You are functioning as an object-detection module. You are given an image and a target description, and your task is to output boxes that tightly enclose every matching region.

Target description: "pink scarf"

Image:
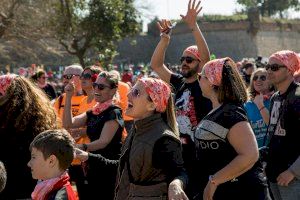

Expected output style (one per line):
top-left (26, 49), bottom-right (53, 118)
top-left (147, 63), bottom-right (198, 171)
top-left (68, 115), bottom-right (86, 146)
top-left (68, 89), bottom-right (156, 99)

top-left (92, 99), bottom-right (113, 115)
top-left (184, 45), bottom-right (201, 61)
top-left (203, 58), bottom-right (227, 86)
top-left (0, 74), bottom-right (17, 95)
top-left (31, 172), bottom-right (74, 200)
top-left (269, 50), bottom-right (300, 75)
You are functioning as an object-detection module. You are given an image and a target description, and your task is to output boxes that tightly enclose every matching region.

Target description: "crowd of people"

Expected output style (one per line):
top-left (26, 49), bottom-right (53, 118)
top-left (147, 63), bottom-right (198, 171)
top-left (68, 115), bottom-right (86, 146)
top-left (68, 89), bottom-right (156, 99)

top-left (0, 0), bottom-right (300, 199)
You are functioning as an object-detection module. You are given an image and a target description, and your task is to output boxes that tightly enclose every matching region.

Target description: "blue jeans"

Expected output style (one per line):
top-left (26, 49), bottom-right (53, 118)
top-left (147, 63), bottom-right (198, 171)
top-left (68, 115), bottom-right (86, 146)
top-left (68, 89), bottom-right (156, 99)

top-left (270, 179), bottom-right (300, 200)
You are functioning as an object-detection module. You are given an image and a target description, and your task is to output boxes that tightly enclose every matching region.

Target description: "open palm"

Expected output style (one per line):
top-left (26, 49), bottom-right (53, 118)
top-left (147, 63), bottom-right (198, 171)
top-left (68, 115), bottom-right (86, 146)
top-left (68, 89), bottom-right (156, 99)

top-left (180, 0), bottom-right (202, 29)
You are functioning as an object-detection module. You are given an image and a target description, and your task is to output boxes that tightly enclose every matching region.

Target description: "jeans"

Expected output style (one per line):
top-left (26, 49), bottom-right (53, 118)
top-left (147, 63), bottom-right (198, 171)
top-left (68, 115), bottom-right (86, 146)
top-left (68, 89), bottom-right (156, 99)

top-left (269, 179), bottom-right (300, 200)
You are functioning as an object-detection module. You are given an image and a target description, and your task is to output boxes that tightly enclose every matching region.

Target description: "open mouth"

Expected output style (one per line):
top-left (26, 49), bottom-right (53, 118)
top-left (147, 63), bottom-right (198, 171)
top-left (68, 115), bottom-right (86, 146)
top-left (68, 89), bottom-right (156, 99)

top-left (94, 93), bottom-right (101, 97)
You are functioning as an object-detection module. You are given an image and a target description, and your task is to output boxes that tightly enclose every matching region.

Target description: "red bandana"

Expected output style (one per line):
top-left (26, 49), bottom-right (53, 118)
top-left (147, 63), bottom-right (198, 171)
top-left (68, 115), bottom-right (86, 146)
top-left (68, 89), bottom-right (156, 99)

top-left (139, 78), bottom-right (171, 113)
top-left (0, 74), bottom-right (17, 95)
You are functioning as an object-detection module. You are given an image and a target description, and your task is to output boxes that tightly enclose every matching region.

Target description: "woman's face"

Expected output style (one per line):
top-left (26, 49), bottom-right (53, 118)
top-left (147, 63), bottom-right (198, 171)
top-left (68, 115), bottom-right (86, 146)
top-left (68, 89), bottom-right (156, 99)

top-left (126, 81), bottom-right (155, 120)
top-left (198, 68), bottom-right (213, 99)
top-left (37, 74), bottom-right (46, 85)
top-left (252, 71), bottom-right (269, 94)
top-left (93, 77), bottom-right (115, 103)
top-left (80, 69), bottom-right (93, 90)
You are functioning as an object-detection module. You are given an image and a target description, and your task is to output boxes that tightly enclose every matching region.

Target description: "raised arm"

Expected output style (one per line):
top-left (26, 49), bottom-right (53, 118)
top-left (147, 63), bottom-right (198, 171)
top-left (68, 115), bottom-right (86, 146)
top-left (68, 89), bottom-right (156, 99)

top-left (181, 0), bottom-right (210, 67)
top-left (63, 80), bottom-right (87, 129)
top-left (150, 19), bottom-right (174, 84)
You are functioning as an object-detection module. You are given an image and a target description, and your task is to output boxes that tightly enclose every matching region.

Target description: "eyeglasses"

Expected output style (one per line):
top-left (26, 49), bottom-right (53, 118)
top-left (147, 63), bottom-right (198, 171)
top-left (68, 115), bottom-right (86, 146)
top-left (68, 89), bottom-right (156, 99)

top-left (80, 73), bottom-right (92, 80)
top-left (63, 74), bottom-right (79, 80)
top-left (180, 56), bottom-right (198, 64)
top-left (92, 83), bottom-right (111, 90)
top-left (253, 75), bottom-right (266, 81)
top-left (40, 76), bottom-right (46, 79)
top-left (130, 88), bottom-right (140, 98)
top-left (265, 64), bottom-right (286, 72)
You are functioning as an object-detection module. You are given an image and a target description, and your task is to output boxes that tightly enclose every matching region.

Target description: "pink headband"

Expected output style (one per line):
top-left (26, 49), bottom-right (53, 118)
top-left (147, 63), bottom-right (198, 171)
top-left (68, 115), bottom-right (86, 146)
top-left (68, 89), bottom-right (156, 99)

top-left (184, 45), bottom-right (201, 61)
top-left (139, 78), bottom-right (171, 113)
top-left (0, 74), bottom-right (17, 96)
top-left (203, 58), bottom-right (227, 86)
top-left (270, 50), bottom-right (300, 75)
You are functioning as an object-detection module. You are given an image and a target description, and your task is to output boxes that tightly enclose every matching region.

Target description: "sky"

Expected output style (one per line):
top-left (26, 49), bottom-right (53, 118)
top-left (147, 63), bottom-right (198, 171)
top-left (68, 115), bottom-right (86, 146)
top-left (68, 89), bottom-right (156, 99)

top-left (138, 0), bottom-right (300, 31)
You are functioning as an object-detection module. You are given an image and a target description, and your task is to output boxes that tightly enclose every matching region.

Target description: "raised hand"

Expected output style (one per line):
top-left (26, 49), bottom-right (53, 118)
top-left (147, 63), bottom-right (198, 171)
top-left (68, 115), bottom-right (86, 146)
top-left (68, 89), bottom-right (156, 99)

top-left (65, 76), bottom-right (75, 97)
top-left (180, 0), bottom-right (202, 29)
top-left (156, 19), bottom-right (173, 40)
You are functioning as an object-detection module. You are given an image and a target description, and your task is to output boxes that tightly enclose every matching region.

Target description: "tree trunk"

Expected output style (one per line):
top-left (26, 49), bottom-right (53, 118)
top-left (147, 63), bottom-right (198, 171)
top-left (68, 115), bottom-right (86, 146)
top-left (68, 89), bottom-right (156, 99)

top-left (77, 53), bottom-right (86, 68)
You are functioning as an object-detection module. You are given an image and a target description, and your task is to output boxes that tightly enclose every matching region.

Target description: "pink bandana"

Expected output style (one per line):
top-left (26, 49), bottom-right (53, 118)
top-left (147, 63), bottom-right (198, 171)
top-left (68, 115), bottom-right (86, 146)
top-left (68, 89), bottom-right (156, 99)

top-left (203, 58), bottom-right (227, 86)
top-left (0, 74), bottom-right (17, 96)
top-left (31, 172), bottom-right (72, 200)
top-left (92, 99), bottom-right (113, 115)
top-left (184, 45), bottom-right (201, 61)
top-left (269, 50), bottom-right (300, 75)
top-left (139, 78), bottom-right (171, 113)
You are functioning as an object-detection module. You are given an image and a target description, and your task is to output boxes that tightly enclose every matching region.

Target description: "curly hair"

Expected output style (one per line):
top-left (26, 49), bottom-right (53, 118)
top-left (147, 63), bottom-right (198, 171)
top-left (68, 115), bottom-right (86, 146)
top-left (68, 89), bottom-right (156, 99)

top-left (0, 76), bottom-right (57, 135)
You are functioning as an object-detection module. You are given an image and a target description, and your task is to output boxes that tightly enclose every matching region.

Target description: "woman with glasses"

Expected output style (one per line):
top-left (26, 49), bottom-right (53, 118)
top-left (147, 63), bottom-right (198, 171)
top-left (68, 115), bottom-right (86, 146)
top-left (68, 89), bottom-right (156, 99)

top-left (75, 77), bottom-right (188, 200)
top-left (194, 58), bottom-right (270, 200)
top-left (244, 68), bottom-right (274, 148)
top-left (63, 71), bottom-right (124, 199)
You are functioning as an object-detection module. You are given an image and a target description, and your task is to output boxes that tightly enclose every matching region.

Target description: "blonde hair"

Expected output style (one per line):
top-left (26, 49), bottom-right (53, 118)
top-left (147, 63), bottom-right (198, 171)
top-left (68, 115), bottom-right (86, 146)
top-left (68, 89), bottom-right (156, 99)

top-left (0, 76), bottom-right (57, 135)
top-left (248, 68), bottom-right (270, 100)
top-left (163, 96), bottom-right (179, 136)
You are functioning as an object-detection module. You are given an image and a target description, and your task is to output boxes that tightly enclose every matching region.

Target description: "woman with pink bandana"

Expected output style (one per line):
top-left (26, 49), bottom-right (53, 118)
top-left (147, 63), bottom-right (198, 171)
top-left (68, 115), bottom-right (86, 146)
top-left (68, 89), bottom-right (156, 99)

top-left (194, 58), bottom-right (270, 200)
top-left (75, 77), bottom-right (188, 200)
top-left (0, 75), bottom-right (57, 199)
top-left (265, 50), bottom-right (300, 200)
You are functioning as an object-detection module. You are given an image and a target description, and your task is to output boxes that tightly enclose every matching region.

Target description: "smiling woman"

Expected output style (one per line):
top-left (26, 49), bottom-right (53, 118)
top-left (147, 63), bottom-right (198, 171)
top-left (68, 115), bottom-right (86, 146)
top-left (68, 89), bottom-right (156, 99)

top-left (62, 71), bottom-right (124, 199)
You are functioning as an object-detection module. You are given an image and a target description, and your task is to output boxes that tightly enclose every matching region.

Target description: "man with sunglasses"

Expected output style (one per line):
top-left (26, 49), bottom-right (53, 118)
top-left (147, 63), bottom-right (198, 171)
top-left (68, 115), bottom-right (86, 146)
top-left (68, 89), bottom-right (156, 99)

top-left (265, 50), bottom-right (300, 200)
top-left (150, 0), bottom-right (212, 197)
top-left (53, 64), bottom-right (84, 122)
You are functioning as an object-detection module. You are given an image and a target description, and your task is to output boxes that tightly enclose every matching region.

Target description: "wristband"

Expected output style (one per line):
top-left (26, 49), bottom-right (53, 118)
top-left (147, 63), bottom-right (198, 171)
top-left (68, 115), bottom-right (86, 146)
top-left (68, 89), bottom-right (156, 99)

top-left (259, 106), bottom-right (266, 111)
top-left (82, 143), bottom-right (88, 151)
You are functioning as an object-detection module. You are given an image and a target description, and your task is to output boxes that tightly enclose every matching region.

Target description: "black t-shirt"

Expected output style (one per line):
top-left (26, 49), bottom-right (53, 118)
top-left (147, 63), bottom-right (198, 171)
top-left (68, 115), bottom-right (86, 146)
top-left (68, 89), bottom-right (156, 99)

top-left (86, 105), bottom-right (124, 159)
top-left (194, 103), bottom-right (266, 192)
top-left (42, 83), bottom-right (57, 100)
top-left (170, 74), bottom-right (212, 141)
top-left (266, 82), bottom-right (300, 182)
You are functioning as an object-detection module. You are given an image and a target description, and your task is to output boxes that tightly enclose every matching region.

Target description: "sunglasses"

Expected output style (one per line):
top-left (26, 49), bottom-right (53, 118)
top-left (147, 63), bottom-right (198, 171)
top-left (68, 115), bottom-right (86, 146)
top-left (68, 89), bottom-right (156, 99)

top-left (265, 64), bottom-right (286, 71)
top-left (253, 75), bottom-right (266, 81)
top-left (63, 74), bottom-right (79, 80)
top-left (80, 73), bottom-right (92, 80)
top-left (92, 83), bottom-right (111, 90)
top-left (180, 56), bottom-right (198, 64)
top-left (130, 88), bottom-right (140, 98)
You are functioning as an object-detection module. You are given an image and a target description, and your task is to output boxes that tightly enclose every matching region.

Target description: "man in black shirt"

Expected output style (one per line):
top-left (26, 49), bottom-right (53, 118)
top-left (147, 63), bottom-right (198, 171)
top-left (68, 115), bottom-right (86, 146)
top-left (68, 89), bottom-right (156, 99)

top-left (150, 0), bottom-right (212, 197)
top-left (266, 50), bottom-right (300, 200)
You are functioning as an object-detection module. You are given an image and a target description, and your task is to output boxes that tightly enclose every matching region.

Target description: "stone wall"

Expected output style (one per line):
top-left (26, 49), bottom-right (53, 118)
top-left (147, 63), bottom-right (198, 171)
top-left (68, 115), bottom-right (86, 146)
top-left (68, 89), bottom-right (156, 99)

top-left (115, 20), bottom-right (300, 64)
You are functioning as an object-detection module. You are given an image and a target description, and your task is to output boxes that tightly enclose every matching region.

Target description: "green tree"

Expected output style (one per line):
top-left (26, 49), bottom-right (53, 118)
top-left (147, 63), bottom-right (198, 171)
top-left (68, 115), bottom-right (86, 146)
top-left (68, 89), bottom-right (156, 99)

top-left (51, 0), bottom-right (141, 68)
top-left (237, 0), bottom-right (300, 18)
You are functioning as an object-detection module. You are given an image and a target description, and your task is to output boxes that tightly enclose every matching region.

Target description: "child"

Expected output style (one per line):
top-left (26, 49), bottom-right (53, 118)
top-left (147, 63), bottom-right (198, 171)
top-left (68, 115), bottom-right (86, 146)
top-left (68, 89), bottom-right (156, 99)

top-left (28, 129), bottom-right (77, 200)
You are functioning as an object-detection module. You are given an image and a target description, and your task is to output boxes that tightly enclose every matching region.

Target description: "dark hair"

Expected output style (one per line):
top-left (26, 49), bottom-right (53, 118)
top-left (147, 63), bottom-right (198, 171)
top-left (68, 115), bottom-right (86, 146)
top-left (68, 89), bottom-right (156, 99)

top-left (30, 129), bottom-right (75, 170)
top-left (216, 58), bottom-right (248, 104)
top-left (0, 161), bottom-right (7, 192)
top-left (98, 71), bottom-right (119, 89)
top-left (84, 66), bottom-right (102, 75)
top-left (243, 62), bottom-right (254, 70)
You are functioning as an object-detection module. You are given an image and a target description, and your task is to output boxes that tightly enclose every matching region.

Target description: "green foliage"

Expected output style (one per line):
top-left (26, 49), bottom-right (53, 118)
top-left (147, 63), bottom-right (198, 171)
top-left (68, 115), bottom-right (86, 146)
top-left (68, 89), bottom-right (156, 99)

top-left (50, 0), bottom-right (140, 67)
top-left (237, 0), bottom-right (300, 17)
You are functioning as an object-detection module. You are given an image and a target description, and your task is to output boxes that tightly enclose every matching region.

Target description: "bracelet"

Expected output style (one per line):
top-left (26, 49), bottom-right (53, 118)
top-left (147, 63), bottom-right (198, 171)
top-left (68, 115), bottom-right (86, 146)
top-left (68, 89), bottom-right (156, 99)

top-left (259, 106), bottom-right (266, 111)
top-left (82, 143), bottom-right (88, 151)
top-left (209, 175), bottom-right (217, 185)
